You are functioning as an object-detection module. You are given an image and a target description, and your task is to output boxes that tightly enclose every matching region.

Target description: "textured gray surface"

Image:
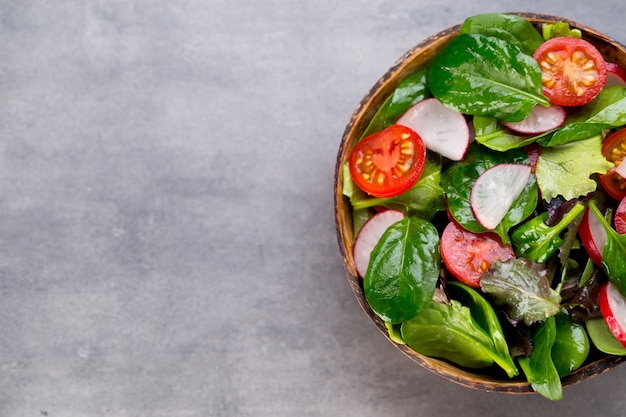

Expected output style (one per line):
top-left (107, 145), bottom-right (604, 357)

top-left (2, 1), bottom-right (626, 416)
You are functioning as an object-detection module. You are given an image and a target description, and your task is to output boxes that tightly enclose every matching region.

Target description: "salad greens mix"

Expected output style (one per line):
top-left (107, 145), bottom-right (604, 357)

top-left (342, 13), bottom-right (626, 400)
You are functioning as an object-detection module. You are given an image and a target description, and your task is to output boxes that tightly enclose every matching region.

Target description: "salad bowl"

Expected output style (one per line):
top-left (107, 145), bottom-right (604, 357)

top-left (334, 13), bottom-right (626, 394)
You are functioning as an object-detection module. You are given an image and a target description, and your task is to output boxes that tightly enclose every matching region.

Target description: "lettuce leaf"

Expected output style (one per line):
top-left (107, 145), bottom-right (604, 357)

top-left (480, 258), bottom-right (561, 325)
top-left (535, 135), bottom-right (613, 201)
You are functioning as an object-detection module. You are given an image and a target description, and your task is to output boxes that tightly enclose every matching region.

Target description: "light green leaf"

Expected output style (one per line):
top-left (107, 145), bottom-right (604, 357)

top-left (535, 135), bottom-right (613, 201)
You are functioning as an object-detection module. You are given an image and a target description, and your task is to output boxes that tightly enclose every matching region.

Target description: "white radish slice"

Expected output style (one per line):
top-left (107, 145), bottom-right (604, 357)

top-left (605, 62), bottom-right (626, 87)
top-left (502, 104), bottom-right (566, 135)
top-left (353, 210), bottom-right (405, 278)
top-left (615, 158), bottom-right (626, 180)
top-left (579, 207), bottom-right (607, 265)
top-left (599, 281), bottom-right (626, 348)
top-left (470, 164), bottom-right (532, 230)
top-left (396, 98), bottom-right (470, 161)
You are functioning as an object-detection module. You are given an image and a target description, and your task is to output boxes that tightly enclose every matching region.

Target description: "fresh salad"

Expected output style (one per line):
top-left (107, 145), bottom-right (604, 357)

top-left (342, 13), bottom-right (626, 400)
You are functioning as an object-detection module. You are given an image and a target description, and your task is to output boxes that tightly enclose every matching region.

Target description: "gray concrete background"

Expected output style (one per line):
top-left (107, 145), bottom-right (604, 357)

top-left (2, 1), bottom-right (626, 416)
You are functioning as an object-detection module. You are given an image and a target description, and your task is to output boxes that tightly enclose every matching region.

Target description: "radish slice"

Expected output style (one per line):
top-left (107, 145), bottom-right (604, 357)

top-left (599, 281), bottom-right (626, 348)
top-left (353, 210), bottom-right (405, 278)
top-left (396, 98), bottom-right (470, 161)
top-left (470, 164), bottom-right (532, 230)
top-left (615, 158), bottom-right (626, 180)
top-left (615, 197), bottom-right (626, 235)
top-left (502, 104), bottom-right (566, 135)
top-left (579, 206), bottom-right (607, 265)
top-left (605, 62), bottom-right (626, 87)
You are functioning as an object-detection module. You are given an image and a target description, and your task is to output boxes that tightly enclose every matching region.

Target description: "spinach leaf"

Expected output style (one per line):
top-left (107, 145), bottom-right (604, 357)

top-left (447, 281), bottom-right (518, 377)
top-left (361, 68), bottom-right (430, 139)
top-left (426, 33), bottom-right (549, 123)
top-left (511, 203), bottom-right (585, 263)
top-left (589, 201), bottom-right (626, 296)
top-left (401, 300), bottom-right (497, 370)
top-left (349, 153), bottom-right (445, 219)
top-left (480, 258), bottom-right (561, 326)
top-left (518, 316), bottom-right (563, 401)
top-left (473, 116), bottom-right (547, 151)
top-left (442, 144), bottom-right (538, 243)
top-left (552, 310), bottom-right (589, 377)
top-left (543, 86), bottom-right (626, 146)
top-left (535, 135), bottom-right (613, 201)
top-left (364, 217), bottom-right (440, 323)
top-left (459, 13), bottom-right (544, 56)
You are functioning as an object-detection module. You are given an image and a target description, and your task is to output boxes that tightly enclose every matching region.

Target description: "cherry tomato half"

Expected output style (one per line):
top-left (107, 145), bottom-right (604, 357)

top-left (349, 124), bottom-right (426, 198)
top-left (599, 128), bottom-right (626, 201)
top-left (440, 221), bottom-right (515, 288)
top-left (533, 37), bottom-right (606, 107)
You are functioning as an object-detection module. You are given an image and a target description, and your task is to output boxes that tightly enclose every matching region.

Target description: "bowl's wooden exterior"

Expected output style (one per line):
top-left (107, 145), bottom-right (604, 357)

top-left (335, 13), bottom-right (626, 393)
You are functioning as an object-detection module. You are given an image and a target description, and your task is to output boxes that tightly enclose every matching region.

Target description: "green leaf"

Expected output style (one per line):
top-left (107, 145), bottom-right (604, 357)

top-left (401, 300), bottom-right (497, 369)
top-left (552, 311), bottom-right (589, 377)
top-left (341, 162), bottom-right (373, 234)
top-left (511, 203), bottom-right (585, 263)
top-left (361, 68), bottom-right (430, 139)
top-left (543, 86), bottom-right (626, 146)
top-left (447, 281), bottom-right (518, 377)
top-left (480, 258), bottom-right (561, 326)
top-left (363, 217), bottom-right (441, 323)
top-left (459, 13), bottom-right (544, 56)
top-left (586, 317), bottom-right (626, 355)
top-left (535, 135), bottom-right (613, 201)
top-left (542, 21), bottom-right (582, 40)
top-left (518, 316), bottom-right (563, 401)
top-left (473, 116), bottom-right (548, 151)
top-left (442, 144), bottom-right (538, 243)
top-left (426, 33), bottom-right (549, 123)
top-left (350, 153), bottom-right (445, 220)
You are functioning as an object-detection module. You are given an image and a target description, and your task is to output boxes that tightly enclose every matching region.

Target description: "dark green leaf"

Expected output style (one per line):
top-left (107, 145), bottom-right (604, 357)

top-left (447, 281), bottom-right (518, 377)
top-left (401, 300), bottom-right (496, 369)
top-left (480, 258), bottom-right (561, 325)
top-left (543, 86), bottom-right (626, 146)
top-left (518, 316), bottom-right (563, 401)
top-left (552, 311), bottom-right (589, 377)
top-left (364, 217), bottom-right (440, 323)
top-left (426, 33), bottom-right (548, 122)
top-left (511, 203), bottom-right (585, 263)
top-left (361, 68), bottom-right (430, 138)
top-left (459, 13), bottom-right (544, 56)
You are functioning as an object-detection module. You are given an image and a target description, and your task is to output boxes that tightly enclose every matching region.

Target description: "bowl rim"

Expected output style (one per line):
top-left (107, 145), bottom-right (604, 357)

top-left (334, 12), bottom-right (626, 393)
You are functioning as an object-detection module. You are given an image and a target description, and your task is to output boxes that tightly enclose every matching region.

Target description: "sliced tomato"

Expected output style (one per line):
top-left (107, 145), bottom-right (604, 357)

top-left (533, 37), bottom-right (606, 107)
top-left (599, 128), bottom-right (626, 201)
top-left (440, 221), bottom-right (515, 288)
top-left (349, 124), bottom-right (426, 198)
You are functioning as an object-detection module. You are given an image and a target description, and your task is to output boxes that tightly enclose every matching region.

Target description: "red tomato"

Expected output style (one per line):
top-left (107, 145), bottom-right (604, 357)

top-left (440, 221), bottom-right (515, 288)
top-left (349, 125), bottom-right (426, 198)
top-left (615, 196), bottom-right (626, 234)
top-left (599, 128), bottom-right (626, 201)
top-left (533, 37), bottom-right (606, 107)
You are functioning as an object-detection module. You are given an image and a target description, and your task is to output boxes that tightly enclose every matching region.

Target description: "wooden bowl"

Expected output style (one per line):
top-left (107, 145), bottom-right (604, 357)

top-left (334, 13), bottom-right (626, 393)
